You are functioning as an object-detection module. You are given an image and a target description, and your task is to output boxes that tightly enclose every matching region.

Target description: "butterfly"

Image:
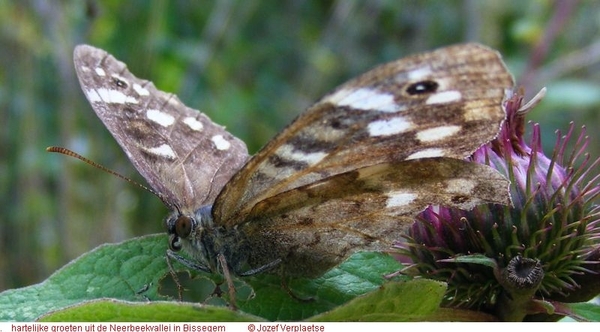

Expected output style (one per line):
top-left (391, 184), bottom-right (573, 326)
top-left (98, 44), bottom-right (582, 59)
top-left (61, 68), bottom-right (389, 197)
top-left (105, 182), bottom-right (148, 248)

top-left (70, 43), bottom-right (512, 295)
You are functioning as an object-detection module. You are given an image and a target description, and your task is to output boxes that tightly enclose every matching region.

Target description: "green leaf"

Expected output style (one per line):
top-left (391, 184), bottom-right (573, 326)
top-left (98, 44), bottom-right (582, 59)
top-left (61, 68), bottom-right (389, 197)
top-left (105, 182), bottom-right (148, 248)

top-left (0, 234), bottom-right (406, 321)
top-left (562, 302), bottom-right (600, 322)
top-left (309, 279), bottom-right (447, 321)
top-left (237, 251), bottom-right (407, 321)
top-left (438, 254), bottom-right (498, 268)
top-left (0, 234), bottom-right (170, 321)
top-left (38, 300), bottom-right (263, 322)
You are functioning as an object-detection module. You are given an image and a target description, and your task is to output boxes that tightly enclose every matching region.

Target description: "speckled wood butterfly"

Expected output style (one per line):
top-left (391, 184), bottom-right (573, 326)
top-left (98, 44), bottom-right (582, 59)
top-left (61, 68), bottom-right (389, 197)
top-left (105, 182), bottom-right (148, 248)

top-left (69, 43), bottom-right (512, 302)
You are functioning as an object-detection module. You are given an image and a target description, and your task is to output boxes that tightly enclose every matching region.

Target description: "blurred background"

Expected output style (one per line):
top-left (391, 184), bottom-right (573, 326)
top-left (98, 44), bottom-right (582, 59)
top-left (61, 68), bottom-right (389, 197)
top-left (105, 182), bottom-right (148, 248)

top-left (1, 0), bottom-right (599, 292)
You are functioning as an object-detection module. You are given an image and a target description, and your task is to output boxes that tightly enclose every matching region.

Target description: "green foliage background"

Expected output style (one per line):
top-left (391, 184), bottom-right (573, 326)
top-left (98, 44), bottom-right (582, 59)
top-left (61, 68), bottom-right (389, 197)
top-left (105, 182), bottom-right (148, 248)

top-left (1, 0), bottom-right (600, 296)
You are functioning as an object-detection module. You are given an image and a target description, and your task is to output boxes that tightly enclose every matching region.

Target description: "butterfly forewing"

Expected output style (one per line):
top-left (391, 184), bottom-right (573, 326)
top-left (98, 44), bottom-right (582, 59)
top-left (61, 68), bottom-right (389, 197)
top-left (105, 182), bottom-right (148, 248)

top-left (73, 45), bottom-right (248, 211)
top-left (214, 43), bottom-right (513, 227)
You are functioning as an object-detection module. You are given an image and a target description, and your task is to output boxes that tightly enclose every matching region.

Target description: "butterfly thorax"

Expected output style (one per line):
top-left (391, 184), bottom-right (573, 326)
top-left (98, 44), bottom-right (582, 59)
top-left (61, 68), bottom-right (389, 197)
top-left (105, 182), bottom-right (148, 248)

top-left (165, 205), bottom-right (292, 277)
top-left (165, 205), bottom-right (264, 276)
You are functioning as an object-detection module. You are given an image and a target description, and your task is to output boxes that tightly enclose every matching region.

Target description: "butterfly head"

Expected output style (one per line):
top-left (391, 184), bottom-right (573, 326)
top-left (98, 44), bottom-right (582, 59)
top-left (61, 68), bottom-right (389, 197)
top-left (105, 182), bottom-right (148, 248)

top-left (166, 214), bottom-right (192, 252)
top-left (165, 205), bottom-right (219, 273)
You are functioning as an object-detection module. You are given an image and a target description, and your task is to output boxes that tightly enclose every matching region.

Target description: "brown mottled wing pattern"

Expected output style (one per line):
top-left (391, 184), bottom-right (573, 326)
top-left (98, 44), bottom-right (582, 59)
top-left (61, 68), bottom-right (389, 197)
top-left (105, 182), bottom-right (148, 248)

top-left (73, 45), bottom-right (248, 213)
top-left (214, 43), bottom-right (513, 228)
top-left (239, 158), bottom-right (509, 276)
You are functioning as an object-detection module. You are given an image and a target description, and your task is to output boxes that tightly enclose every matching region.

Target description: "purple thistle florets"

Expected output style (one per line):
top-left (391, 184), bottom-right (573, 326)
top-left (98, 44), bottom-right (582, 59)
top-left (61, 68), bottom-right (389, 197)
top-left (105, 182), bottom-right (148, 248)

top-left (397, 89), bottom-right (600, 320)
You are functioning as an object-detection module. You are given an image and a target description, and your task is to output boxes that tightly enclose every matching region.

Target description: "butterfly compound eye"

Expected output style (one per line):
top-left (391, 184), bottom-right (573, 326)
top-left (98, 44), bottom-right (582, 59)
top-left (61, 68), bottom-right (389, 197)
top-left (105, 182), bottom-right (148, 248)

top-left (175, 215), bottom-right (192, 239)
top-left (406, 80), bottom-right (439, 95)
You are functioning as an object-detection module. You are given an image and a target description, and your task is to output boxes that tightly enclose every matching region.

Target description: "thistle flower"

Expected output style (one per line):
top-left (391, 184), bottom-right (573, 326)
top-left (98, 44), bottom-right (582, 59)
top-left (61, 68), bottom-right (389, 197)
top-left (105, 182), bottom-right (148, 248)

top-left (397, 88), bottom-right (600, 321)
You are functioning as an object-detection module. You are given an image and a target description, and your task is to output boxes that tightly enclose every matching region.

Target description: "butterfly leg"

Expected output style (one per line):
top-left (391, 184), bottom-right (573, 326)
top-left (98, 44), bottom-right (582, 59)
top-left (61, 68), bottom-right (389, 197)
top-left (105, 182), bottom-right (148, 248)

top-left (134, 282), bottom-right (152, 301)
top-left (166, 250), bottom-right (212, 301)
top-left (217, 254), bottom-right (238, 310)
top-left (236, 258), bottom-right (314, 303)
top-left (165, 251), bottom-right (185, 301)
top-left (238, 258), bottom-right (283, 277)
top-left (281, 278), bottom-right (315, 303)
top-left (166, 249), bottom-right (212, 272)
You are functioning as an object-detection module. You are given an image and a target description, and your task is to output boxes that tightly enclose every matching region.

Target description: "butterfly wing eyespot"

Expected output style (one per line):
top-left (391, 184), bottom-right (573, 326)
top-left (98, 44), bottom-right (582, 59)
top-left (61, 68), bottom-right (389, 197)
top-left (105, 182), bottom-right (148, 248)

top-left (113, 77), bottom-right (128, 88)
top-left (175, 215), bottom-right (193, 239)
top-left (406, 80), bottom-right (439, 95)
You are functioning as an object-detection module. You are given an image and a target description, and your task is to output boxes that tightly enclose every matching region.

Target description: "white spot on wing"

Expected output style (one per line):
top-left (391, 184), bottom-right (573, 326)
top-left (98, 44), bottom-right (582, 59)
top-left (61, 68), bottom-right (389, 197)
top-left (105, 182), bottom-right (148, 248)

top-left (146, 144), bottom-right (176, 159)
top-left (133, 83), bottom-right (150, 96)
top-left (277, 144), bottom-right (328, 165)
top-left (426, 90), bottom-right (462, 104)
top-left (85, 88), bottom-right (138, 104)
top-left (212, 135), bottom-right (231, 150)
top-left (445, 179), bottom-right (481, 209)
top-left (406, 148), bottom-right (445, 160)
top-left (368, 117), bottom-right (412, 137)
top-left (147, 109), bottom-right (175, 127)
top-left (111, 74), bottom-right (128, 85)
top-left (406, 66), bottom-right (432, 80)
top-left (445, 178), bottom-right (476, 193)
top-left (183, 117), bottom-right (203, 131)
top-left (257, 162), bottom-right (294, 180)
top-left (416, 125), bottom-right (461, 142)
top-left (325, 88), bottom-right (403, 113)
top-left (386, 191), bottom-right (417, 208)
top-left (85, 89), bottom-right (101, 103)
top-left (94, 67), bottom-right (106, 76)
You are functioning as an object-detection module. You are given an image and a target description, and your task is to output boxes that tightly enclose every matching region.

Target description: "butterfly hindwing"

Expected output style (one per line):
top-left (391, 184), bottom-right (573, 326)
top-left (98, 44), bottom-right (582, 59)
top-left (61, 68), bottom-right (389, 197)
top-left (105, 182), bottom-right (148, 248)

top-left (214, 43), bottom-right (513, 227)
top-left (73, 45), bottom-right (249, 211)
top-left (232, 158), bottom-right (509, 276)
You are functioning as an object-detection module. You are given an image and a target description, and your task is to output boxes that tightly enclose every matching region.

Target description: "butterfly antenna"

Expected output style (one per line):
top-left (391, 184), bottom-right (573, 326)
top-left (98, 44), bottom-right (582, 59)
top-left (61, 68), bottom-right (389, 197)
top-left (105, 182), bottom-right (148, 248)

top-left (46, 146), bottom-right (171, 206)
